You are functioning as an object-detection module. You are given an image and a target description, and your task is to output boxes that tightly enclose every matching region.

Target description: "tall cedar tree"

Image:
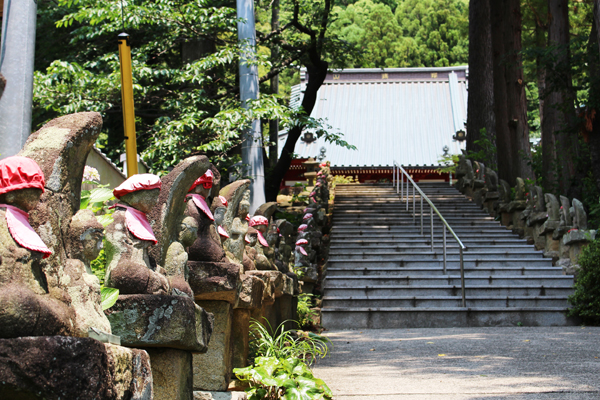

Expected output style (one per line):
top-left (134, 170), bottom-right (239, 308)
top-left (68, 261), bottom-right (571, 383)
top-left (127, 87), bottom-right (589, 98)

top-left (544, 0), bottom-right (579, 196)
top-left (587, 1), bottom-right (600, 194)
top-left (466, 0), bottom-right (496, 167)
top-left (490, 0), bottom-right (533, 185)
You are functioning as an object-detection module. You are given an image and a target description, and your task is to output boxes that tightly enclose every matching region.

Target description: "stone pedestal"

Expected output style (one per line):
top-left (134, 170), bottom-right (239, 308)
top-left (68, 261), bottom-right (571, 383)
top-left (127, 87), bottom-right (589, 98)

top-left (0, 336), bottom-right (153, 399)
top-left (107, 294), bottom-right (212, 352)
top-left (232, 309), bottom-right (251, 369)
top-left (146, 348), bottom-right (193, 400)
top-left (562, 230), bottom-right (597, 269)
top-left (107, 294), bottom-right (213, 399)
top-left (189, 261), bottom-right (242, 304)
top-left (544, 232), bottom-right (560, 259)
top-left (193, 301), bottom-right (233, 391)
top-left (194, 391), bottom-right (248, 400)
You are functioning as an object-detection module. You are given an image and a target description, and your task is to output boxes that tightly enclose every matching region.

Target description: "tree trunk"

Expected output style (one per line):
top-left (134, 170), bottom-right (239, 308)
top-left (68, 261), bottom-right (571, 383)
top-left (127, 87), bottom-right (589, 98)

top-left (265, 59), bottom-right (329, 201)
top-left (491, 0), bottom-right (533, 186)
top-left (466, 0), bottom-right (497, 169)
top-left (269, 0), bottom-right (280, 168)
top-left (546, 0), bottom-right (578, 196)
top-left (587, 2), bottom-right (600, 194)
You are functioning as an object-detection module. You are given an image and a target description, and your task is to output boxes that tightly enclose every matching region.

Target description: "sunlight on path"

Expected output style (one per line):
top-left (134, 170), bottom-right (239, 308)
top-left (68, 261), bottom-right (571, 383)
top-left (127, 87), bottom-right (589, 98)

top-left (313, 327), bottom-right (600, 400)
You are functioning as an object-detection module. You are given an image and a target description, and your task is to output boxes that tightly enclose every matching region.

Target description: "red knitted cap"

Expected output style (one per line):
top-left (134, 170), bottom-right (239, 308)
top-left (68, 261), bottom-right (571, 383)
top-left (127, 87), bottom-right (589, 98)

top-left (113, 174), bottom-right (161, 199)
top-left (188, 170), bottom-right (214, 192)
top-left (0, 156), bottom-right (45, 196)
top-left (249, 215), bottom-right (268, 227)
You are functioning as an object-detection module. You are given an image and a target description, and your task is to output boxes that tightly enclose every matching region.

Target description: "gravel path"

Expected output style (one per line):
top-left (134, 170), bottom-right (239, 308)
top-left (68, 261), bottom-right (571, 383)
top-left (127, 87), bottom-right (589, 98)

top-left (312, 327), bottom-right (600, 400)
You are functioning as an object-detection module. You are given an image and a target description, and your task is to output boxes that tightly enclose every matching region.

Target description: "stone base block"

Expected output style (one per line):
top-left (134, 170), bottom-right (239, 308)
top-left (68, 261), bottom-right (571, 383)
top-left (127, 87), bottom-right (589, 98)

top-left (107, 294), bottom-right (213, 352)
top-left (234, 274), bottom-right (264, 309)
top-left (232, 309), bottom-right (250, 369)
top-left (194, 301), bottom-right (233, 391)
top-left (0, 336), bottom-right (152, 400)
top-left (146, 348), bottom-right (192, 400)
top-left (188, 261), bottom-right (241, 304)
top-left (276, 295), bottom-right (298, 332)
top-left (194, 391), bottom-right (247, 400)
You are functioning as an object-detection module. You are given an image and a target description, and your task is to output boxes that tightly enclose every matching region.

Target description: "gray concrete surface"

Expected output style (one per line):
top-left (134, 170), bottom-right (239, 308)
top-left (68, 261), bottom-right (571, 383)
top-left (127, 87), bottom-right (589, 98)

top-left (313, 327), bottom-right (600, 399)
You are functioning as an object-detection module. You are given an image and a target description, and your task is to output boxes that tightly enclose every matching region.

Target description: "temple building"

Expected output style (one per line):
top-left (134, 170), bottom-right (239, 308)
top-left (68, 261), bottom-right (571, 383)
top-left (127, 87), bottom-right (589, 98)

top-left (279, 66), bottom-right (468, 186)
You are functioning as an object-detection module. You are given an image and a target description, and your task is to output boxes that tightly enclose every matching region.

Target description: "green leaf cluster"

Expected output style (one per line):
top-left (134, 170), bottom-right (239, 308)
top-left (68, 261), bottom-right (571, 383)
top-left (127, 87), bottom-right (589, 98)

top-left (234, 356), bottom-right (332, 400)
top-left (331, 0), bottom-right (468, 68)
top-left (568, 239), bottom-right (600, 325)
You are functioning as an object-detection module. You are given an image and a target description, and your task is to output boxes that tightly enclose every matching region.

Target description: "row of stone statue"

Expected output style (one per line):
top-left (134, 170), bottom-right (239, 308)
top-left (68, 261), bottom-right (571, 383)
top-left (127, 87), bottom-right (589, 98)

top-left (455, 155), bottom-right (595, 271)
top-left (0, 111), bottom-right (332, 398)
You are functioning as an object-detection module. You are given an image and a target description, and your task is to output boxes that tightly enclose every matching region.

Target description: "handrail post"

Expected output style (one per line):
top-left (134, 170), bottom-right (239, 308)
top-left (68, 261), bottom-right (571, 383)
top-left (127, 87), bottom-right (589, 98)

top-left (406, 179), bottom-right (409, 211)
top-left (460, 247), bottom-right (466, 307)
top-left (400, 170), bottom-right (403, 200)
top-left (430, 205), bottom-right (434, 251)
top-left (392, 164), bottom-right (395, 187)
top-left (420, 195), bottom-right (423, 235)
top-left (412, 185), bottom-right (416, 224)
top-left (443, 226), bottom-right (447, 274)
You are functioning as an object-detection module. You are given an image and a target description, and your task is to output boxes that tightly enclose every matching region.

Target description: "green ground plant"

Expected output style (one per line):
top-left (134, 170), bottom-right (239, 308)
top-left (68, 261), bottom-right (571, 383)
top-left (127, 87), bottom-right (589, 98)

top-left (297, 294), bottom-right (318, 329)
top-left (568, 239), bottom-right (600, 325)
top-left (235, 319), bottom-right (332, 400)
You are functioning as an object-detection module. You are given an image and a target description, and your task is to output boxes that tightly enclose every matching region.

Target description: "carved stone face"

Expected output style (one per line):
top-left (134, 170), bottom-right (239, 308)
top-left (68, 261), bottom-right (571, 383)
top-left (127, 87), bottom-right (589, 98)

top-left (214, 206), bottom-right (226, 226)
top-left (247, 233), bottom-right (257, 247)
top-left (0, 187), bottom-right (43, 212)
top-left (81, 228), bottom-right (104, 261)
top-left (192, 184), bottom-right (211, 199)
top-left (238, 190), bottom-right (250, 218)
top-left (179, 216), bottom-right (198, 248)
top-left (120, 188), bottom-right (160, 213)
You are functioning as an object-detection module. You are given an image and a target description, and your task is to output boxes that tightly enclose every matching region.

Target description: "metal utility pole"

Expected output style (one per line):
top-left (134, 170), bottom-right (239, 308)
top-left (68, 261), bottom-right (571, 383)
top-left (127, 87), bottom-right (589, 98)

top-left (237, 0), bottom-right (266, 213)
top-left (0, 0), bottom-right (37, 159)
top-left (269, 0), bottom-right (280, 168)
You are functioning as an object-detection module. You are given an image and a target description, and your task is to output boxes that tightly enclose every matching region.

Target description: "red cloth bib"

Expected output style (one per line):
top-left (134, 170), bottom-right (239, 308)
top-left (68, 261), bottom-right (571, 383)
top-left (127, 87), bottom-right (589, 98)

top-left (111, 204), bottom-right (157, 244)
top-left (187, 194), bottom-right (214, 221)
top-left (296, 245), bottom-right (308, 256)
top-left (257, 231), bottom-right (269, 247)
top-left (0, 204), bottom-right (52, 258)
top-left (217, 225), bottom-right (229, 238)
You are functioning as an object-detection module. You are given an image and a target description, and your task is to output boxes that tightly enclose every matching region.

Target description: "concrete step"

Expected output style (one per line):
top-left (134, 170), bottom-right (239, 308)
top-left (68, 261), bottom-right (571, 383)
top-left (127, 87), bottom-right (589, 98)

top-left (325, 266), bottom-right (565, 276)
top-left (322, 296), bottom-right (570, 308)
top-left (329, 243), bottom-right (533, 250)
top-left (324, 285), bottom-right (573, 297)
top-left (320, 307), bottom-right (576, 329)
top-left (326, 259), bottom-right (554, 268)
top-left (324, 275), bottom-right (573, 287)
top-left (328, 252), bottom-right (544, 260)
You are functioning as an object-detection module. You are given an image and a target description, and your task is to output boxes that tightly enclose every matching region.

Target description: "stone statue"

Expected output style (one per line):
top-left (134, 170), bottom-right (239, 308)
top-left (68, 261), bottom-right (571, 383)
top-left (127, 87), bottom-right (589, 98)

top-left (499, 180), bottom-right (511, 203)
top-left (515, 178), bottom-right (526, 201)
top-left (16, 112), bottom-right (115, 337)
top-left (553, 196), bottom-right (573, 239)
top-left (64, 209), bottom-right (112, 334)
top-left (484, 167), bottom-right (498, 192)
top-left (224, 188), bottom-right (251, 266)
top-left (571, 198), bottom-right (588, 231)
top-left (0, 156), bottom-right (75, 338)
top-left (545, 193), bottom-right (560, 222)
top-left (105, 174), bottom-right (170, 295)
top-left (185, 169), bottom-right (227, 264)
top-left (249, 215), bottom-right (275, 271)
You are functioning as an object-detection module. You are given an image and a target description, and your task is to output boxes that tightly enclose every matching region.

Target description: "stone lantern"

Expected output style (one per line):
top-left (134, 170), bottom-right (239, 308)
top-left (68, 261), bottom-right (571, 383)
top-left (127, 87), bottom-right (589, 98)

top-left (302, 157), bottom-right (320, 186)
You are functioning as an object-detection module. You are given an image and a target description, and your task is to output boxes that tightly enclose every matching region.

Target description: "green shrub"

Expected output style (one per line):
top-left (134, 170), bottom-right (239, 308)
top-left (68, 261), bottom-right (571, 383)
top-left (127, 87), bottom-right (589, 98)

top-left (236, 319), bottom-right (332, 400)
top-left (568, 239), bottom-right (600, 324)
top-left (297, 294), bottom-right (318, 330)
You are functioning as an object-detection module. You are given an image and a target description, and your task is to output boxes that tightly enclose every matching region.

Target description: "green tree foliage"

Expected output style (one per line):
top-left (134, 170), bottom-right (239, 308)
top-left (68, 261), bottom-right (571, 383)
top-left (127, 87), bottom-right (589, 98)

top-left (331, 0), bottom-right (468, 68)
top-left (568, 239), bottom-right (600, 325)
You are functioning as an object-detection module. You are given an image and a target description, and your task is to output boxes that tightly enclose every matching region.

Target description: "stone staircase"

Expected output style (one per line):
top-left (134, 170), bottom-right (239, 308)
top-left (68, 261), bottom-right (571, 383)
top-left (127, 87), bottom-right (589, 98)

top-left (321, 182), bottom-right (577, 329)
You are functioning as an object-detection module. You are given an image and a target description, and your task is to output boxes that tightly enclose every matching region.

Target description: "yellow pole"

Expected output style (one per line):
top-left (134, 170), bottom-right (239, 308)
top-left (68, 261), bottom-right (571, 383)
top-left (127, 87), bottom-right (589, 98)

top-left (118, 33), bottom-right (138, 177)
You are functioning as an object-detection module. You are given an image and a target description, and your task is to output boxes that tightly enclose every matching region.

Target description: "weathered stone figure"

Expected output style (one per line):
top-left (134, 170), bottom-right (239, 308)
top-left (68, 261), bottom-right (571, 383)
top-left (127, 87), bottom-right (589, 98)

top-left (224, 187), bottom-right (251, 266)
top-left (105, 174), bottom-right (170, 295)
top-left (0, 156), bottom-right (75, 338)
top-left (249, 215), bottom-right (274, 270)
top-left (64, 209), bottom-right (112, 334)
top-left (186, 169), bottom-right (228, 264)
top-left (571, 198), bottom-right (588, 231)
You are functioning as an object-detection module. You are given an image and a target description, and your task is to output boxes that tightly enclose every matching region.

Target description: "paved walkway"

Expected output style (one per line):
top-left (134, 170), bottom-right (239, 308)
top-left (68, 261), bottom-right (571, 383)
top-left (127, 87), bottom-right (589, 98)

top-left (313, 327), bottom-right (600, 400)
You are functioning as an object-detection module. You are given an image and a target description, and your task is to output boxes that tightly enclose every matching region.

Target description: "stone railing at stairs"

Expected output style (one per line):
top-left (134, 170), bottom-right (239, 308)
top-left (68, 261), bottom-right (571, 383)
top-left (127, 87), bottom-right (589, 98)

top-left (321, 183), bottom-right (577, 329)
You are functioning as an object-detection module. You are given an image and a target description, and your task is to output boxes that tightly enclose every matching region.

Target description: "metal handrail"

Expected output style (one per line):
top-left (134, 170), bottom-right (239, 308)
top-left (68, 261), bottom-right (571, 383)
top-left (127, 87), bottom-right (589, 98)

top-left (392, 162), bottom-right (468, 307)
